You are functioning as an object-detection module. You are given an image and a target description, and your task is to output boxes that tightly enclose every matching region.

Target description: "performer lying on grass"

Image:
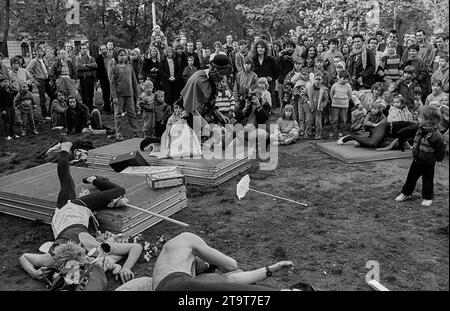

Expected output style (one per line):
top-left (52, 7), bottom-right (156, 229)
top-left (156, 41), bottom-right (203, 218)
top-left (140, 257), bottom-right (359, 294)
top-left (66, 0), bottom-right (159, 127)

top-left (151, 232), bottom-right (314, 291)
top-left (19, 137), bottom-right (142, 285)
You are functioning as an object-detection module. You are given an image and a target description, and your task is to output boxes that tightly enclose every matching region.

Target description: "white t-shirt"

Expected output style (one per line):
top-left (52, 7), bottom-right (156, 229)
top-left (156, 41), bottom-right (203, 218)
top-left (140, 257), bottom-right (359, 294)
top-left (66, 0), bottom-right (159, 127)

top-left (51, 201), bottom-right (93, 238)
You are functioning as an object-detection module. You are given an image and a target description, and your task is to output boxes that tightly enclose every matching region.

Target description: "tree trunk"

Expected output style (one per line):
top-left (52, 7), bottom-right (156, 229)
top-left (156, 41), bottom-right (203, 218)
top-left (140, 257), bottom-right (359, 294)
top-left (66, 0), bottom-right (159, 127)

top-left (102, 0), bottom-right (106, 27)
top-left (1, 0), bottom-right (11, 56)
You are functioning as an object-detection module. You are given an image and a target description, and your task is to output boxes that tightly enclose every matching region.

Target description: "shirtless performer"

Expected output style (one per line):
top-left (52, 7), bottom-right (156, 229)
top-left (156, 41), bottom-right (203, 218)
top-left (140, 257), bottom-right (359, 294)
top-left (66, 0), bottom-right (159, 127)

top-left (152, 232), bottom-right (313, 291)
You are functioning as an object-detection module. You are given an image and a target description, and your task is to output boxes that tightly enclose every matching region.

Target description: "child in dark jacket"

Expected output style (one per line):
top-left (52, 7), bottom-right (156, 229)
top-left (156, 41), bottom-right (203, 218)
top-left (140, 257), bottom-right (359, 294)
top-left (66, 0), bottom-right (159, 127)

top-left (0, 78), bottom-right (19, 140)
top-left (14, 81), bottom-right (39, 136)
top-left (395, 105), bottom-right (447, 207)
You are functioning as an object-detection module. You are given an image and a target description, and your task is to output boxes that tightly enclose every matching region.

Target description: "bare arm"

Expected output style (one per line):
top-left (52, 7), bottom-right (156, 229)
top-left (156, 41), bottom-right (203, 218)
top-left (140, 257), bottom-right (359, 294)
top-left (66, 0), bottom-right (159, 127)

top-left (19, 253), bottom-right (54, 280)
top-left (109, 242), bottom-right (143, 283)
top-left (189, 233), bottom-right (238, 273)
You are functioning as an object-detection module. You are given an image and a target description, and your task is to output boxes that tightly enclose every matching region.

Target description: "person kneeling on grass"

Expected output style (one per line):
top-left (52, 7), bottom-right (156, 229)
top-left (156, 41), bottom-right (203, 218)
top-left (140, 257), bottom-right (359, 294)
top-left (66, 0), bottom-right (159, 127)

top-left (151, 232), bottom-right (314, 291)
top-left (19, 137), bottom-right (142, 289)
top-left (65, 95), bottom-right (115, 136)
top-left (395, 105), bottom-right (447, 207)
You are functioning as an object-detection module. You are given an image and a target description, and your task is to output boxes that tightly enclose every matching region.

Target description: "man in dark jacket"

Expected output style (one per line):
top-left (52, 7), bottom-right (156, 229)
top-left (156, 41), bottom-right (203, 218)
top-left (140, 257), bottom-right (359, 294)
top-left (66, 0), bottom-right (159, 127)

top-left (96, 45), bottom-right (113, 113)
top-left (347, 34), bottom-right (376, 90)
top-left (402, 44), bottom-right (430, 102)
top-left (76, 43), bottom-right (98, 111)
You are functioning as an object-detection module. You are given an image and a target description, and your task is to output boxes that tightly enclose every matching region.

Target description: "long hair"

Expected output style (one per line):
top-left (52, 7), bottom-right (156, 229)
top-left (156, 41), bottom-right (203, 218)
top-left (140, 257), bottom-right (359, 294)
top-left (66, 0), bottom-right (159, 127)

top-left (301, 45), bottom-right (318, 60)
top-left (147, 46), bottom-right (161, 62)
top-left (252, 40), bottom-right (269, 59)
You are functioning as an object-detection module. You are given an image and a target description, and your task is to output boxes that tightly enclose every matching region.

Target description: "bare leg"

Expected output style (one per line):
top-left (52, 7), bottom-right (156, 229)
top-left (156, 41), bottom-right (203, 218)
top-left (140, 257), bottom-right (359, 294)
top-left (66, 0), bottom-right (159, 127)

top-left (376, 138), bottom-right (398, 151)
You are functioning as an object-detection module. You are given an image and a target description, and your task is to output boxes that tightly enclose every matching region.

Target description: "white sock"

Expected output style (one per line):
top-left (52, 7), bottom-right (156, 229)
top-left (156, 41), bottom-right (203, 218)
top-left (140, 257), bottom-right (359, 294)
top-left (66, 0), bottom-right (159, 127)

top-left (86, 176), bottom-right (97, 183)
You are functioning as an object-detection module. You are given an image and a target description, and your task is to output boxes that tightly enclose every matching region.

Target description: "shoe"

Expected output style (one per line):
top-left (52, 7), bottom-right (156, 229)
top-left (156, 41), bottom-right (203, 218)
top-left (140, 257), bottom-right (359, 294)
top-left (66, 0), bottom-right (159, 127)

top-left (33, 130), bottom-right (39, 135)
top-left (338, 132), bottom-right (343, 137)
top-left (5, 136), bottom-right (12, 141)
top-left (108, 196), bottom-right (129, 208)
top-left (289, 282), bottom-right (316, 291)
top-left (314, 134), bottom-right (322, 140)
top-left (14, 134), bottom-right (20, 139)
top-left (395, 193), bottom-right (412, 202)
top-left (21, 131), bottom-right (26, 137)
top-left (52, 126), bottom-right (64, 131)
top-left (421, 199), bottom-right (433, 207)
top-left (337, 135), bottom-right (349, 145)
top-left (44, 116), bottom-right (52, 121)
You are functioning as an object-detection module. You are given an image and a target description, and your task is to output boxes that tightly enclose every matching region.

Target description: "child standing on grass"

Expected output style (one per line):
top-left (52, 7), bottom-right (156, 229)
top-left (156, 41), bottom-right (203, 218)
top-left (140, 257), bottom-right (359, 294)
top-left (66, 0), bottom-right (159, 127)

top-left (139, 81), bottom-right (156, 136)
top-left (292, 67), bottom-right (310, 137)
top-left (14, 81), bottom-right (39, 136)
top-left (412, 87), bottom-right (424, 122)
top-left (270, 104), bottom-right (300, 145)
top-left (300, 71), bottom-right (329, 140)
top-left (110, 48), bottom-right (141, 141)
top-left (0, 78), bottom-right (19, 141)
top-left (330, 70), bottom-right (353, 138)
top-left (395, 105), bottom-right (447, 207)
top-left (387, 95), bottom-right (413, 122)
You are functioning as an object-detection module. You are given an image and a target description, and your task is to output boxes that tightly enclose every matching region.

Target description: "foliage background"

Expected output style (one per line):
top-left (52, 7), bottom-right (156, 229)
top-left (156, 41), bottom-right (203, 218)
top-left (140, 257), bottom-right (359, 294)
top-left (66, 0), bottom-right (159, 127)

top-left (1, 0), bottom-right (449, 54)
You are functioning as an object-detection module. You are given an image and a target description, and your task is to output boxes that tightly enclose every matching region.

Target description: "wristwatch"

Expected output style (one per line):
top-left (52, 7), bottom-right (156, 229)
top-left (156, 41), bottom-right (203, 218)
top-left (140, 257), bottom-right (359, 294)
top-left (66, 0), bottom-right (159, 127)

top-left (265, 266), bottom-right (272, 277)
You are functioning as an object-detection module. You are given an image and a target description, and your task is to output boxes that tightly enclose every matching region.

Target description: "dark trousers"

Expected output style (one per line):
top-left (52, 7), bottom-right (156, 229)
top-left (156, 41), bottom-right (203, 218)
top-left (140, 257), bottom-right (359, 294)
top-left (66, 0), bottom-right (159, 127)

top-left (397, 123), bottom-right (419, 145)
top-left (401, 160), bottom-right (435, 200)
top-left (56, 151), bottom-right (125, 209)
top-left (36, 78), bottom-right (54, 117)
top-left (344, 123), bottom-right (388, 147)
top-left (99, 78), bottom-right (112, 112)
top-left (1, 106), bottom-right (15, 137)
top-left (163, 80), bottom-right (178, 107)
top-left (79, 76), bottom-right (96, 111)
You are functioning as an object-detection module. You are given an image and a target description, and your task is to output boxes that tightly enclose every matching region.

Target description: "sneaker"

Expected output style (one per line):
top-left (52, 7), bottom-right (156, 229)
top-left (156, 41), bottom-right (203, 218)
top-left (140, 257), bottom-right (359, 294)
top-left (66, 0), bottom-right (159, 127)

top-left (14, 134), bottom-right (20, 139)
top-left (421, 199), bottom-right (433, 207)
top-left (33, 130), bottom-right (39, 135)
top-left (395, 193), bottom-right (412, 202)
top-left (5, 136), bottom-right (12, 141)
top-left (52, 126), bottom-right (64, 131)
top-left (337, 135), bottom-right (349, 145)
top-left (44, 116), bottom-right (52, 121)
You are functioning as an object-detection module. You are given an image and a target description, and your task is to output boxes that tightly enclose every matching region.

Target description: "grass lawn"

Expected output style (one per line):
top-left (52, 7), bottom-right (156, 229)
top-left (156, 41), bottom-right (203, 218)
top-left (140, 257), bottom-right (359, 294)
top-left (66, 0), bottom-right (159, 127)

top-left (0, 101), bottom-right (448, 291)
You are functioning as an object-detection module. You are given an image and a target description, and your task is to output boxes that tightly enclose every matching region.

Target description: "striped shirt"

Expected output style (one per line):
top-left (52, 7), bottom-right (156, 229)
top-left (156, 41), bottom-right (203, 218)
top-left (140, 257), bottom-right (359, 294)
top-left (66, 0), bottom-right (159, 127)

top-left (330, 82), bottom-right (352, 108)
top-left (379, 54), bottom-right (401, 81)
top-left (215, 89), bottom-right (235, 114)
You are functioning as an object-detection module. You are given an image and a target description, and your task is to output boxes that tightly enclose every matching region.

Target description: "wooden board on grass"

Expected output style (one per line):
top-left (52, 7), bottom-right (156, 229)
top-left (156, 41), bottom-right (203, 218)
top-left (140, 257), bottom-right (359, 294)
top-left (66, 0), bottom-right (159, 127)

top-left (0, 163), bottom-right (187, 235)
top-left (316, 141), bottom-right (412, 164)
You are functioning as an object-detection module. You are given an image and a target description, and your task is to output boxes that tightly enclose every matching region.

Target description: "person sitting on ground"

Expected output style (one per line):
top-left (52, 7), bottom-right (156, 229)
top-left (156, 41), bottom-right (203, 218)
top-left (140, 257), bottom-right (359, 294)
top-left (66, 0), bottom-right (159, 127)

top-left (65, 95), bottom-right (114, 136)
top-left (387, 95), bottom-right (413, 123)
top-left (50, 90), bottom-right (68, 130)
top-left (19, 137), bottom-right (142, 288)
top-left (152, 232), bottom-right (313, 291)
top-left (337, 101), bottom-right (387, 148)
top-left (270, 104), bottom-right (300, 146)
top-left (157, 100), bottom-right (202, 159)
top-left (14, 81), bottom-right (39, 136)
top-left (425, 79), bottom-right (447, 106)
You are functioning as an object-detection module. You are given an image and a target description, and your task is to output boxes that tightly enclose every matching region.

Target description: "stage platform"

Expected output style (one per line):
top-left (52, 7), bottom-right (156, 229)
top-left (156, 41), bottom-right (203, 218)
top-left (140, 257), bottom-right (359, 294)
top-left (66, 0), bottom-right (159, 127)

top-left (86, 138), bottom-right (254, 186)
top-left (317, 141), bottom-right (412, 164)
top-left (0, 163), bottom-right (187, 237)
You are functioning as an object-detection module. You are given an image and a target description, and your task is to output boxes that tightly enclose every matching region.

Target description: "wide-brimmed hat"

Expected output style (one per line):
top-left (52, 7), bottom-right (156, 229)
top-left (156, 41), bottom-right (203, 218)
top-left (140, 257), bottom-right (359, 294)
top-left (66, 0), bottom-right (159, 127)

top-left (210, 54), bottom-right (230, 70)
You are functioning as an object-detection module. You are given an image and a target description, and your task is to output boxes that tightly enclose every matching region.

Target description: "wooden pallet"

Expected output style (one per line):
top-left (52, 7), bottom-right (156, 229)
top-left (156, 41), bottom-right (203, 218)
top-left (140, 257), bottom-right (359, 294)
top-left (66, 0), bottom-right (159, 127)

top-left (0, 164), bottom-right (187, 236)
top-left (85, 138), bottom-right (254, 186)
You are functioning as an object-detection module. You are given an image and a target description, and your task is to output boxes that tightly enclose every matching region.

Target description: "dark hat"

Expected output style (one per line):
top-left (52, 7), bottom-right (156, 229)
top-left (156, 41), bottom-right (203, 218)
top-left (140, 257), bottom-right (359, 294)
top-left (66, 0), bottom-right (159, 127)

top-left (211, 54), bottom-right (230, 70)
